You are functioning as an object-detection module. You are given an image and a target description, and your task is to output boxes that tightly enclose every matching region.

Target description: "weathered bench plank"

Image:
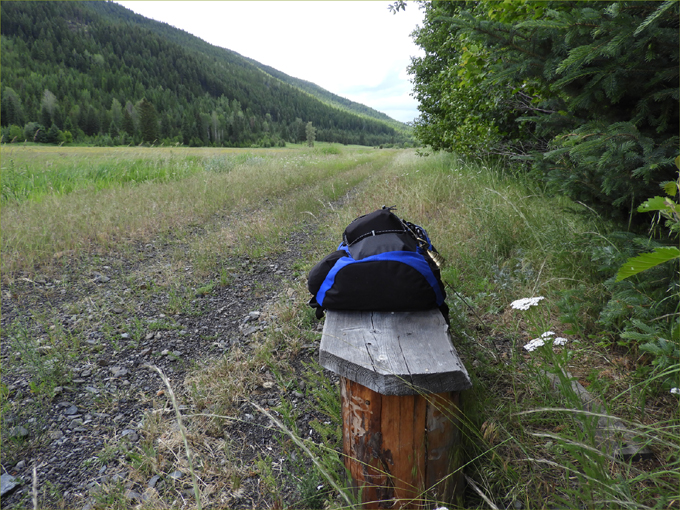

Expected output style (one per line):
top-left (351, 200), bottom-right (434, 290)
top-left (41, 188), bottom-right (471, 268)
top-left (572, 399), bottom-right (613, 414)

top-left (319, 309), bottom-right (472, 395)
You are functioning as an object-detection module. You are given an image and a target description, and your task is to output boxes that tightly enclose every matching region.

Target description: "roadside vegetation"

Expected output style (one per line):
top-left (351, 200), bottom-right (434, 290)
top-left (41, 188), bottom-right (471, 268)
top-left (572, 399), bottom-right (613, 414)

top-left (2, 145), bottom-right (677, 509)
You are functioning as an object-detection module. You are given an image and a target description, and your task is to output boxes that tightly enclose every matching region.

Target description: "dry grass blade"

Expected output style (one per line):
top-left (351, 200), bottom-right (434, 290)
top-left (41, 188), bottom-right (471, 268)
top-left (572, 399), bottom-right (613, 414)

top-left (32, 467), bottom-right (37, 510)
top-left (250, 401), bottom-right (355, 509)
top-left (146, 364), bottom-right (202, 510)
top-left (514, 408), bottom-right (676, 449)
top-left (463, 474), bottom-right (499, 510)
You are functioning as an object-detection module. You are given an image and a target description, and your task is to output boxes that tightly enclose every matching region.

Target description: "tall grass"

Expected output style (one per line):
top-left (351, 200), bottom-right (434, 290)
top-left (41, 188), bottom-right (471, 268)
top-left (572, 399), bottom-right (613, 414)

top-left (1, 146), bottom-right (390, 275)
top-left (0, 146), bottom-right (293, 204)
top-left (289, 150), bottom-right (679, 509)
top-left (7, 146), bottom-right (676, 508)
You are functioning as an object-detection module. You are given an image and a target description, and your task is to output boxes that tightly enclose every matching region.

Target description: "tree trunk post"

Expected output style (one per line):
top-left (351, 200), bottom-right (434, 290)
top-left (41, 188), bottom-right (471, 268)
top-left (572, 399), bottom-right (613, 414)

top-left (320, 310), bottom-right (472, 509)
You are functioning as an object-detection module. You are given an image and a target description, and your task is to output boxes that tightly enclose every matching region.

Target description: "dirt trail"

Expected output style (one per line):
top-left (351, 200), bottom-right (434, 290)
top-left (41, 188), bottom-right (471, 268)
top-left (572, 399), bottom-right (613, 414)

top-left (1, 198), bottom-right (345, 509)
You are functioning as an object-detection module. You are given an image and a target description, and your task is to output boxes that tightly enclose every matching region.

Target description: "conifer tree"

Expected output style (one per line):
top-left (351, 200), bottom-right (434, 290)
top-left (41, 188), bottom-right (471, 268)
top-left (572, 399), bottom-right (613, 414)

top-left (121, 108), bottom-right (134, 136)
top-left (305, 121), bottom-right (316, 147)
top-left (138, 98), bottom-right (158, 143)
top-left (406, 0), bottom-right (679, 221)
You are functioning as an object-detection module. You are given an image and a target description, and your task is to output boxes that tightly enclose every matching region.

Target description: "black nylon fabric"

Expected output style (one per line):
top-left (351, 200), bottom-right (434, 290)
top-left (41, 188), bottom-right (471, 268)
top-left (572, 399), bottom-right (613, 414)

top-left (347, 232), bottom-right (418, 260)
top-left (343, 208), bottom-right (406, 246)
top-left (321, 260), bottom-right (439, 311)
top-left (307, 249), bottom-right (347, 297)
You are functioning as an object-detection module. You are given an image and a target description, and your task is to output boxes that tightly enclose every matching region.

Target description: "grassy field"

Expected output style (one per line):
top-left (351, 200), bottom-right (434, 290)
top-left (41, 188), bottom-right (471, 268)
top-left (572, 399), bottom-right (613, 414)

top-left (1, 144), bottom-right (677, 509)
top-left (1, 143), bottom-right (380, 275)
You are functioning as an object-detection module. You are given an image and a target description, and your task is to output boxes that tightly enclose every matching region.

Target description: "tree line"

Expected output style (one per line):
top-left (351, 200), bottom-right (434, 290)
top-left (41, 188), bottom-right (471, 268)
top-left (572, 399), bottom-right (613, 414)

top-left (399, 0), bottom-right (678, 223)
top-left (395, 0), bottom-right (679, 388)
top-left (0, 1), bottom-right (412, 148)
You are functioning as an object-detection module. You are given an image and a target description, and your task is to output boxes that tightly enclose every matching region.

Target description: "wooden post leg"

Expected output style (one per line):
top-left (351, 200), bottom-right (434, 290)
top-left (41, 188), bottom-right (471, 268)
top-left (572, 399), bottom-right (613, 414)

top-left (342, 377), bottom-right (464, 509)
top-left (380, 392), bottom-right (428, 509)
top-left (341, 377), bottom-right (393, 509)
top-left (425, 392), bottom-right (464, 506)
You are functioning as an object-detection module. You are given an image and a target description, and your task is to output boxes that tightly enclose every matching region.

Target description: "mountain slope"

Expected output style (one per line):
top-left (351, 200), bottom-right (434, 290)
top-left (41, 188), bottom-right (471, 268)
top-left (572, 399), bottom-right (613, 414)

top-left (0, 1), bottom-right (412, 147)
top-left (245, 59), bottom-right (410, 132)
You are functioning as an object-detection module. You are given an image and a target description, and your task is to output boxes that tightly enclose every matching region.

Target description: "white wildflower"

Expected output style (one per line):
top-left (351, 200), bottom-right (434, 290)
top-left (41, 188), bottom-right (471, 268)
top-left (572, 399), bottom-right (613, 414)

top-left (540, 331), bottom-right (556, 338)
top-left (510, 296), bottom-right (545, 311)
top-left (524, 338), bottom-right (545, 352)
top-left (553, 337), bottom-right (568, 346)
top-left (671, 388), bottom-right (680, 395)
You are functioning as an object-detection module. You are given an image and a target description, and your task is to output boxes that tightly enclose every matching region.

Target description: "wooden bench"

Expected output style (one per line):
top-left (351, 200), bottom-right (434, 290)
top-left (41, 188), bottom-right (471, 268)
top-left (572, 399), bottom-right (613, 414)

top-left (319, 309), bottom-right (472, 509)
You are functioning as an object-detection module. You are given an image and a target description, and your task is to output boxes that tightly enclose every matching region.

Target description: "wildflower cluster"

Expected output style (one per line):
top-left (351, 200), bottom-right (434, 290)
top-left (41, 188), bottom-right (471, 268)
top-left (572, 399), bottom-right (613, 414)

top-left (510, 296), bottom-right (545, 311)
top-left (524, 331), bottom-right (569, 352)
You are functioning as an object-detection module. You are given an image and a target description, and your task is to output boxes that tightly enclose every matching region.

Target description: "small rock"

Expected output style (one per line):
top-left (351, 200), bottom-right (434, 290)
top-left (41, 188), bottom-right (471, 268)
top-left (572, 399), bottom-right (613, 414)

top-left (262, 381), bottom-right (275, 390)
top-left (140, 348), bottom-right (151, 356)
top-left (53, 386), bottom-right (63, 396)
top-left (9, 425), bottom-right (29, 439)
top-left (243, 326), bottom-right (258, 337)
top-left (121, 333), bottom-right (130, 339)
top-left (110, 367), bottom-right (128, 378)
top-left (97, 359), bottom-right (109, 367)
top-left (49, 430), bottom-right (64, 440)
top-left (80, 370), bottom-right (92, 378)
top-left (15, 460), bottom-right (26, 470)
top-left (145, 333), bottom-right (154, 341)
top-left (244, 414), bottom-right (254, 422)
top-left (293, 391), bottom-right (304, 398)
top-left (64, 405), bottom-right (79, 415)
top-left (125, 489), bottom-right (142, 501)
top-left (112, 307), bottom-right (123, 314)
top-left (93, 273), bottom-right (110, 283)
top-left (169, 470), bottom-right (183, 480)
top-left (111, 471), bottom-right (129, 483)
top-left (121, 429), bottom-right (139, 442)
top-left (148, 475), bottom-right (161, 488)
top-left (1, 474), bottom-right (20, 497)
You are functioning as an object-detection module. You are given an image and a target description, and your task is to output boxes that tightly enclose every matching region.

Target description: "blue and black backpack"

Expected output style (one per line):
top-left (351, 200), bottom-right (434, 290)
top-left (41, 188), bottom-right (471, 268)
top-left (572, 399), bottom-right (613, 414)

top-left (308, 206), bottom-right (448, 321)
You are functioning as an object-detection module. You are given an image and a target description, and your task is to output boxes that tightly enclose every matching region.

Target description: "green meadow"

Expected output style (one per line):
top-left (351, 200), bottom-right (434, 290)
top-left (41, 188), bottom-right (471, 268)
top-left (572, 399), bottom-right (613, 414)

top-left (1, 145), bottom-right (677, 509)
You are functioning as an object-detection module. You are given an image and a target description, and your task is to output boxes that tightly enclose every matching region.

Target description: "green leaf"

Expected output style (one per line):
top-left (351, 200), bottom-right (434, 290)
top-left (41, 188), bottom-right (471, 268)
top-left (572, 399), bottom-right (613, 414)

top-left (616, 247), bottom-right (680, 282)
top-left (662, 181), bottom-right (678, 197)
top-left (637, 196), bottom-right (671, 213)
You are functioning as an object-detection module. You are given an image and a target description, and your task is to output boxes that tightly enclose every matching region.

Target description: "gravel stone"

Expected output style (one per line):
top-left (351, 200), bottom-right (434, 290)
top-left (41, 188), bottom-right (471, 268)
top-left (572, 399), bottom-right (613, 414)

top-left (1, 474), bottom-right (19, 497)
top-left (0, 203), bottom-right (339, 510)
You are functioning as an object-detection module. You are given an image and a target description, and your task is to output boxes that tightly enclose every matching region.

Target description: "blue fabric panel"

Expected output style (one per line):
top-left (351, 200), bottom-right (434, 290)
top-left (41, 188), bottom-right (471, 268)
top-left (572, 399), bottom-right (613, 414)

top-left (316, 251), bottom-right (445, 307)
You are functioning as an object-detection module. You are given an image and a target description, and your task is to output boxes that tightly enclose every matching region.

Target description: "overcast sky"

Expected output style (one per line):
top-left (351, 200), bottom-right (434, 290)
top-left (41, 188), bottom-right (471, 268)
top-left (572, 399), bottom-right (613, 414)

top-left (115, 1), bottom-right (425, 124)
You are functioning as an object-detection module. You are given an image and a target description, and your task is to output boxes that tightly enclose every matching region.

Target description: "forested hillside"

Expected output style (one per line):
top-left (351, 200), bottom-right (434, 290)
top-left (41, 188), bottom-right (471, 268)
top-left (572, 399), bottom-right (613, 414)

top-left (0, 1), bottom-right (411, 147)
top-left (245, 59), bottom-right (409, 133)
